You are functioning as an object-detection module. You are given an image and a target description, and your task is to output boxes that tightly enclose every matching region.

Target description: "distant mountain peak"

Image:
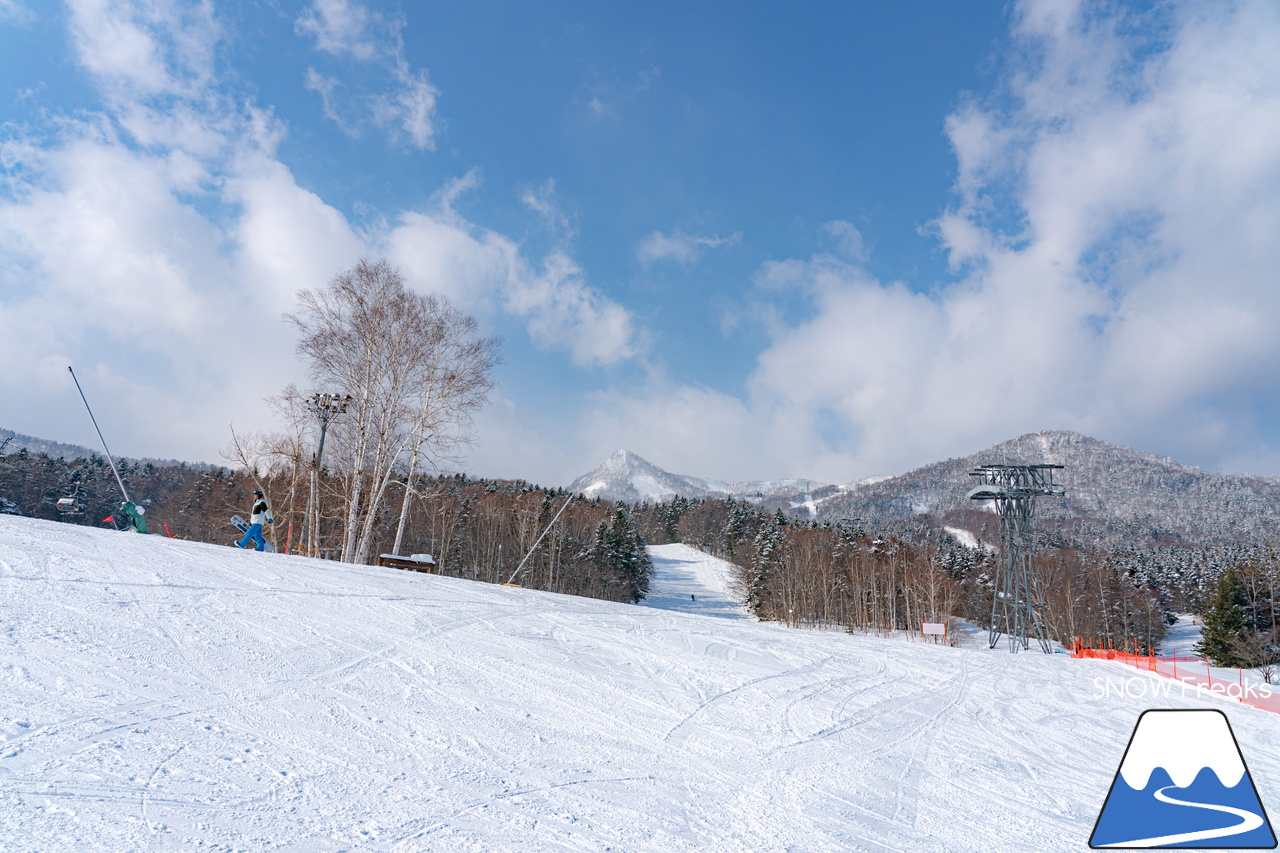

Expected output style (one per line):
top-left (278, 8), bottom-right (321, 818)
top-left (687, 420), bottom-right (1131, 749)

top-left (569, 431), bottom-right (1280, 547)
top-left (567, 451), bottom-right (840, 512)
top-left (568, 450), bottom-right (710, 503)
top-left (605, 449), bottom-right (651, 468)
top-left (818, 430), bottom-right (1280, 547)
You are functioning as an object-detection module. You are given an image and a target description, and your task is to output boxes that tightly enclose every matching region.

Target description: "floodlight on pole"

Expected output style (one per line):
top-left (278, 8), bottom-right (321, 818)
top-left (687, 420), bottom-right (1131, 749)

top-left (967, 463), bottom-right (1064, 653)
top-left (303, 393), bottom-right (351, 558)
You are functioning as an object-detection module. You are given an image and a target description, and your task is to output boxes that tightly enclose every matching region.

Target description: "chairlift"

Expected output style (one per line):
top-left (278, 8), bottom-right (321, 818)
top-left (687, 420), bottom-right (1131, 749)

top-left (57, 486), bottom-right (84, 515)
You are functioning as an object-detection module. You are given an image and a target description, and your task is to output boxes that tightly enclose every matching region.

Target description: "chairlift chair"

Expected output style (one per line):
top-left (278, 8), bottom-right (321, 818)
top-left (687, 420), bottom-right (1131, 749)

top-left (56, 487), bottom-right (84, 515)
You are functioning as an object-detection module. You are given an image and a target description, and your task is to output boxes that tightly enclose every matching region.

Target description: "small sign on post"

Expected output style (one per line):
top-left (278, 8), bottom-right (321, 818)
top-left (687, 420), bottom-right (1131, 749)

top-left (922, 621), bottom-right (948, 644)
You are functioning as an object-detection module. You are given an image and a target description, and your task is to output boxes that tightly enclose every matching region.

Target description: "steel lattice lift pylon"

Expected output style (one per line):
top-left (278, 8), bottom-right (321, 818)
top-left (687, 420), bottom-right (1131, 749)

top-left (967, 464), bottom-right (1065, 653)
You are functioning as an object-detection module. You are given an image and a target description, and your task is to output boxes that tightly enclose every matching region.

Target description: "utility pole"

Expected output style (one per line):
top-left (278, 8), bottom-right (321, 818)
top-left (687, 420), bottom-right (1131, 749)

top-left (967, 463), bottom-right (1065, 653)
top-left (303, 393), bottom-right (350, 558)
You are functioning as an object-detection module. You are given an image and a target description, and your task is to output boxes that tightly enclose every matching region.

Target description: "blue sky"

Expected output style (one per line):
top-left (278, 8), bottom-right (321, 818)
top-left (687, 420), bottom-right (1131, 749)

top-left (3, 0), bottom-right (1280, 487)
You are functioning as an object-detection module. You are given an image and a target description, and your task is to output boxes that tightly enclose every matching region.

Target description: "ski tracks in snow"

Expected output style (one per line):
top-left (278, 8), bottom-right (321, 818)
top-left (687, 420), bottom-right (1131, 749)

top-left (8, 518), bottom-right (1280, 852)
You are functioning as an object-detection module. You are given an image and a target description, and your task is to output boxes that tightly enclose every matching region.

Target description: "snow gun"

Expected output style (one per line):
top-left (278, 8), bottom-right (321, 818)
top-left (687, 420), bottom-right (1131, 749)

top-left (68, 366), bottom-right (147, 534)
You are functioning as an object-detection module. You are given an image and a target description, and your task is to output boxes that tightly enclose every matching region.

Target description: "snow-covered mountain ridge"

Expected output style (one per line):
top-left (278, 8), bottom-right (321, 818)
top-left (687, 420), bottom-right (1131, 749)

top-left (6, 513), bottom-right (1280, 851)
top-left (0, 426), bottom-right (205, 469)
top-left (570, 433), bottom-right (1280, 547)
top-left (567, 449), bottom-right (851, 511)
top-left (819, 430), bottom-right (1280, 547)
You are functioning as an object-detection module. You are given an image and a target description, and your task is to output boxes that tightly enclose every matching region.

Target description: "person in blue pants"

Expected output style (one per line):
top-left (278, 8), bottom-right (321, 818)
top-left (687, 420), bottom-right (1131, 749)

top-left (237, 489), bottom-right (273, 551)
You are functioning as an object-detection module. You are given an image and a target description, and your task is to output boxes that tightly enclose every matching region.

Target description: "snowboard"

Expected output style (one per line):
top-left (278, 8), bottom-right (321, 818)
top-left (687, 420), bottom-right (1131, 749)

top-left (231, 515), bottom-right (274, 552)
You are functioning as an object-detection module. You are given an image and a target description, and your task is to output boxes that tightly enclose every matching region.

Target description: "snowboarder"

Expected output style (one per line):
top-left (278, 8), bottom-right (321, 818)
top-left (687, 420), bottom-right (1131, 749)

top-left (237, 490), bottom-right (273, 551)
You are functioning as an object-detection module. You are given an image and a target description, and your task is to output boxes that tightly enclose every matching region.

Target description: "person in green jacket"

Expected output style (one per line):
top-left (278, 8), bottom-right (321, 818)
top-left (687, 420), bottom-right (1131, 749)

top-left (120, 500), bottom-right (147, 534)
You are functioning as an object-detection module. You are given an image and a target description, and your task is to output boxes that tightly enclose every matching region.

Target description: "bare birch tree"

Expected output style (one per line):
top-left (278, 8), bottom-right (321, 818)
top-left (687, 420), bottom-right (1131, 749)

top-left (284, 258), bottom-right (500, 564)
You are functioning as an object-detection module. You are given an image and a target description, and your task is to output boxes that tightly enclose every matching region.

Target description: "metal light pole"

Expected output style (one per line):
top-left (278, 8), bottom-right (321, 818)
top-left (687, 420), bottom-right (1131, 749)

top-left (303, 393), bottom-right (350, 557)
top-left (967, 463), bottom-right (1065, 653)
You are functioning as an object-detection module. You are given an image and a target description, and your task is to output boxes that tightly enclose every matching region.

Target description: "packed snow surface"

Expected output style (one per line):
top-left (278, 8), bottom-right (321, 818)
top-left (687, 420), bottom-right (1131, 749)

top-left (1159, 613), bottom-right (1203, 657)
top-left (642, 544), bottom-right (752, 621)
top-left (5, 515), bottom-right (1280, 851)
top-left (943, 525), bottom-right (982, 551)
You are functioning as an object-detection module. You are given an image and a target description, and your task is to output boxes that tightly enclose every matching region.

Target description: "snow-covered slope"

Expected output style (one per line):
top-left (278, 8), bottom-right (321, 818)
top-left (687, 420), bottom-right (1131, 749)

top-left (643, 543), bottom-right (752, 621)
top-left (5, 514), bottom-right (1280, 851)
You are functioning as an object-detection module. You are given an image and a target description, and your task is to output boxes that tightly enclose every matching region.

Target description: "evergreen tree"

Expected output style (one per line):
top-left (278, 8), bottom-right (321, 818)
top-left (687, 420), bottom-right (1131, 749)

top-left (748, 514), bottom-right (786, 619)
top-left (1196, 569), bottom-right (1252, 666)
top-left (616, 507), bottom-right (652, 601)
top-left (722, 502), bottom-right (752, 559)
top-left (590, 507), bottom-right (652, 603)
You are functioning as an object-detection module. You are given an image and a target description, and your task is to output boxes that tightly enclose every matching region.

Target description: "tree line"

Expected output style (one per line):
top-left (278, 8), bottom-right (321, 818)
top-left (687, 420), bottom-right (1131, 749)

top-left (1189, 559), bottom-right (1280, 680)
top-left (0, 448), bottom-right (213, 534)
top-left (7, 441), bottom-right (1280, 671)
top-left (6, 258), bottom-right (1277, 664)
top-left (631, 496), bottom-right (1178, 652)
top-left (0, 448), bottom-right (651, 605)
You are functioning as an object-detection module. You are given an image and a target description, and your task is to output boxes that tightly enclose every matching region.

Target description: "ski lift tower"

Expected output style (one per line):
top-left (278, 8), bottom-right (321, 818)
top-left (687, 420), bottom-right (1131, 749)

top-left (967, 464), bottom-right (1064, 653)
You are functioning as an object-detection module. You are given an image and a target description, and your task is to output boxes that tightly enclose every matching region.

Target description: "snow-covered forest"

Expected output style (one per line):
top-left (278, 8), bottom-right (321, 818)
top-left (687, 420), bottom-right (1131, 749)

top-left (7, 439), bottom-right (1280, 663)
top-left (822, 430), bottom-right (1280, 548)
top-left (0, 449), bottom-right (651, 605)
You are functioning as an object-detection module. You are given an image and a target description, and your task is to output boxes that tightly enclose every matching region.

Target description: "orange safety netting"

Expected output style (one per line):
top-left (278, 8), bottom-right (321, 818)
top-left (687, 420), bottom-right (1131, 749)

top-left (1072, 638), bottom-right (1280, 715)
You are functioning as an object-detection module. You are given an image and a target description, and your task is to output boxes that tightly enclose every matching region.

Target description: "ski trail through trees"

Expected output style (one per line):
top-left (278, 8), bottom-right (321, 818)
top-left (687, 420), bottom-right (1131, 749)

top-left (643, 543), bottom-right (753, 620)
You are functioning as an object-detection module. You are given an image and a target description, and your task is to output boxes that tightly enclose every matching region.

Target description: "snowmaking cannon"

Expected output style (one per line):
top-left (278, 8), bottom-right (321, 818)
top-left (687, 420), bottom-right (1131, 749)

top-left (68, 366), bottom-right (147, 534)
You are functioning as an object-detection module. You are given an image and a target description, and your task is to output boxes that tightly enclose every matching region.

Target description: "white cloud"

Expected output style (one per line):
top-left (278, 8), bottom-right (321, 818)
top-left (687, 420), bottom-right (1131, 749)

top-left (636, 229), bottom-right (741, 267)
top-left (0, 0), bottom-right (639, 466)
top-left (520, 179), bottom-right (574, 237)
top-left (294, 0), bottom-right (380, 61)
top-left (581, 380), bottom-right (769, 483)
top-left (377, 63), bottom-right (438, 150)
top-left (67, 0), bottom-right (219, 102)
top-left (382, 174), bottom-right (639, 366)
top-left (765, 0), bottom-right (1280, 477)
top-left (822, 220), bottom-right (867, 262)
top-left (385, 207), bottom-right (641, 367)
top-left (0, 0), bottom-right (35, 24)
top-left (225, 155), bottom-right (368, 311)
top-left (295, 0), bottom-right (439, 150)
top-left (303, 68), bottom-right (353, 136)
top-left (584, 0), bottom-right (1280, 483)
top-left (505, 251), bottom-right (642, 367)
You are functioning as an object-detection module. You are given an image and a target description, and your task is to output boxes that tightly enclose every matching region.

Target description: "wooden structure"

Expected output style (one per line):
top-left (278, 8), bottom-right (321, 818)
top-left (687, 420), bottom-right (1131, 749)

top-left (377, 553), bottom-right (438, 573)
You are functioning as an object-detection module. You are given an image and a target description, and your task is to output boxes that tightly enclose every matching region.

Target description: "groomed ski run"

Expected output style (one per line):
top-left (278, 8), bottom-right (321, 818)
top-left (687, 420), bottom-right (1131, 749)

top-left (4, 515), bottom-right (1280, 851)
